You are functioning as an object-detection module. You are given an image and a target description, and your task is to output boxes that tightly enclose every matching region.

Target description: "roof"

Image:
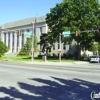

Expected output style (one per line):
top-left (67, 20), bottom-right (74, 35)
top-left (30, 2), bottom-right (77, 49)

top-left (0, 16), bottom-right (46, 29)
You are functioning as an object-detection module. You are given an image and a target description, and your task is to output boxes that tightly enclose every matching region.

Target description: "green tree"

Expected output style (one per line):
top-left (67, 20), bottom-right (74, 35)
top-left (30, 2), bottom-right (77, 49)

top-left (97, 42), bottom-right (100, 55)
top-left (46, 0), bottom-right (100, 50)
top-left (0, 40), bottom-right (8, 57)
top-left (90, 42), bottom-right (98, 52)
top-left (18, 35), bottom-right (38, 56)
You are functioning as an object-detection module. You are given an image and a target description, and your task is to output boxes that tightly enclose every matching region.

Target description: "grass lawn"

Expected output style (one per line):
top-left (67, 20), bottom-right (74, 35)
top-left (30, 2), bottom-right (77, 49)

top-left (2, 56), bottom-right (77, 62)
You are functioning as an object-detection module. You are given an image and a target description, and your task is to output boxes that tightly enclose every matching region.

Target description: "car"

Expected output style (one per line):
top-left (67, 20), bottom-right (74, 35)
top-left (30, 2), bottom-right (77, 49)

top-left (90, 55), bottom-right (100, 63)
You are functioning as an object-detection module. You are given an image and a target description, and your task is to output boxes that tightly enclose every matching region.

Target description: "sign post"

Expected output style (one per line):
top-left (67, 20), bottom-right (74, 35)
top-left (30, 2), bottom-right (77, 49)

top-left (59, 33), bottom-right (61, 62)
top-left (31, 22), bottom-right (34, 62)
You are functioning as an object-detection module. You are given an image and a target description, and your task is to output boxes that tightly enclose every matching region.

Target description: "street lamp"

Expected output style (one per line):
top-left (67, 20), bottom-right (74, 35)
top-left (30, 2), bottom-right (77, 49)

top-left (31, 22), bottom-right (34, 62)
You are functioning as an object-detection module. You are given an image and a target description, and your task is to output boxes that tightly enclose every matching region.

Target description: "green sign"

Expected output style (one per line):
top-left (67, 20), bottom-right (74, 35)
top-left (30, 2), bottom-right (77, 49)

top-left (62, 31), bottom-right (71, 35)
top-left (24, 31), bottom-right (32, 36)
top-left (62, 31), bottom-right (71, 37)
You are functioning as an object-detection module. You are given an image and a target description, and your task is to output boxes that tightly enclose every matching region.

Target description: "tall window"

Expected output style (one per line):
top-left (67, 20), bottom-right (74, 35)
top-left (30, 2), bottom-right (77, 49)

top-left (4, 33), bottom-right (6, 45)
top-left (17, 33), bottom-right (19, 51)
top-left (58, 43), bottom-right (60, 49)
top-left (53, 43), bottom-right (55, 50)
top-left (34, 29), bottom-right (36, 35)
top-left (40, 45), bottom-right (42, 51)
top-left (69, 44), bottom-right (72, 50)
top-left (40, 27), bottom-right (42, 33)
top-left (63, 43), bottom-right (66, 50)
top-left (22, 30), bottom-right (24, 47)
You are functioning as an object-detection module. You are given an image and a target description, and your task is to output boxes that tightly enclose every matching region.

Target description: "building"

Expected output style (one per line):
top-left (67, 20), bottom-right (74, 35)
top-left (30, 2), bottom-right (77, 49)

top-left (0, 16), bottom-right (76, 57)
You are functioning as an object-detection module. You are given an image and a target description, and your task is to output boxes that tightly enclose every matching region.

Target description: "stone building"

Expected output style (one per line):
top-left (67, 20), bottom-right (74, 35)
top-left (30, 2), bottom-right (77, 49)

top-left (0, 16), bottom-right (76, 57)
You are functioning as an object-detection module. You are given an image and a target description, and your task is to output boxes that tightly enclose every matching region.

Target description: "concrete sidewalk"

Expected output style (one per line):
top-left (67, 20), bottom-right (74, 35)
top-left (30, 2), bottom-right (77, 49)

top-left (0, 59), bottom-right (89, 66)
top-left (25, 61), bottom-right (89, 66)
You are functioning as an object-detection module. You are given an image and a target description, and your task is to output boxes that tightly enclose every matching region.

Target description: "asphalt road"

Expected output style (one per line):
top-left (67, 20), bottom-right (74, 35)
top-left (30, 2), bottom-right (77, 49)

top-left (0, 61), bottom-right (100, 100)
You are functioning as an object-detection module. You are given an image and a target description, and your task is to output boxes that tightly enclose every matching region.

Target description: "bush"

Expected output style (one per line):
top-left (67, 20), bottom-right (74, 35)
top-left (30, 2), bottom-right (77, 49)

top-left (81, 53), bottom-right (88, 61)
top-left (53, 53), bottom-right (58, 57)
top-left (0, 55), bottom-right (6, 59)
top-left (17, 48), bottom-right (29, 56)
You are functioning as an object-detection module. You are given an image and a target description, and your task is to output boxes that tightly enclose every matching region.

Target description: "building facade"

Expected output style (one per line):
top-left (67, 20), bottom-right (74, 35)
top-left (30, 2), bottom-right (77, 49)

top-left (0, 16), bottom-right (76, 57)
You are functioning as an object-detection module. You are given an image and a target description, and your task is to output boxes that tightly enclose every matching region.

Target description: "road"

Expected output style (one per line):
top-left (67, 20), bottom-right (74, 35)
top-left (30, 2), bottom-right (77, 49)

top-left (0, 61), bottom-right (100, 100)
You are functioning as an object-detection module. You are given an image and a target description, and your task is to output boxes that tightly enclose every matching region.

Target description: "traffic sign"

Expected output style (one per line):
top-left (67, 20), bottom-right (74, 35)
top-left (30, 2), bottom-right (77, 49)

top-left (30, 48), bottom-right (34, 52)
top-left (62, 31), bottom-right (71, 37)
top-left (24, 31), bottom-right (32, 36)
top-left (58, 49), bottom-right (61, 53)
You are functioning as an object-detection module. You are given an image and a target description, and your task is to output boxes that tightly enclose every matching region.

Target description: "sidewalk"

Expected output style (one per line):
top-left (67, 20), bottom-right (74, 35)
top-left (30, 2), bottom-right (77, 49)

top-left (25, 61), bottom-right (89, 66)
top-left (0, 58), bottom-right (89, 66)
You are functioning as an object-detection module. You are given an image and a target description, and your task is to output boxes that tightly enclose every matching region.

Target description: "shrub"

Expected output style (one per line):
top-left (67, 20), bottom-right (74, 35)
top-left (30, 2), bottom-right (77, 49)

top-left (0, 55), bottom-right (6, 59)
top-left (81, 53), bottom-right (88, 61)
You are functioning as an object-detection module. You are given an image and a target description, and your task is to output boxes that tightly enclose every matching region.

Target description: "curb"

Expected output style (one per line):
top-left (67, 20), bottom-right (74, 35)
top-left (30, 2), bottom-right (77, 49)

top-left (0, 59), bottom-right (89, 65)
top-left (25, 61), bottom-right (89, 66)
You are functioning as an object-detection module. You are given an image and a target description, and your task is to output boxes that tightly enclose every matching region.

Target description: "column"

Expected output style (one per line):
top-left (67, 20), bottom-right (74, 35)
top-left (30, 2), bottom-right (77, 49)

top-left (0, 32), bottom-right (1, 40)
top-left (45, 24), bottom-right (48, 33)
top-left (19, 35), bottom-right (22, 52)
top-left (14, 32), bottom-right (17, 53)
top-left (1, 32), bottom-right (4, 43)
top-left (10, 32), bottom-right (12, 52)
top-left (24, 30), bottom-right (27, 44)
top-left (36, 27), bottom-right (40, 50)
top-left (6, 33), bottom-right (8, 47)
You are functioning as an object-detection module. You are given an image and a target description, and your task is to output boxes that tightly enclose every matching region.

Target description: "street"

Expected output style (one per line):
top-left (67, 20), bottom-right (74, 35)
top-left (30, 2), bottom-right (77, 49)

top-left (0, 61), bottom-right (100, 100)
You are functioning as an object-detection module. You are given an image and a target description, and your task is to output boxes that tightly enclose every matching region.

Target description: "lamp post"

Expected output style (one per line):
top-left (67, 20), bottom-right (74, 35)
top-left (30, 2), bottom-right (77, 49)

top-left (31, 22), bottom-right (34, 62)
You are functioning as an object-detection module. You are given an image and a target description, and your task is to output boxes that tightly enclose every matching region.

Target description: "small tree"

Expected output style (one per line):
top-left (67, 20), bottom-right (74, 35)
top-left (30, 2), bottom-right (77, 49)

top-left (0, 40), bottom-right (8, 57)
top-left (18, 35), bottom-right (38, 56)
top-left (90, 42), bottom-right (98, 55)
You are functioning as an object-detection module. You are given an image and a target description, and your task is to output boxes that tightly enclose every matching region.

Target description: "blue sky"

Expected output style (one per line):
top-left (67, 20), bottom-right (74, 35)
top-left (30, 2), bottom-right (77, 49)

top-left (0, 0), bottom-right (63, 25)
top-left (0, 0), bottom-right (100, 25)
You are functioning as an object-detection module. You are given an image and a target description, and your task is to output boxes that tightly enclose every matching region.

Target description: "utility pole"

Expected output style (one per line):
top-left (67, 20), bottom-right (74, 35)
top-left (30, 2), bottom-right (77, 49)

top-left (31, 22), bottom-right (34, 62)
top-left (59, 33), bottom-right (61, 62)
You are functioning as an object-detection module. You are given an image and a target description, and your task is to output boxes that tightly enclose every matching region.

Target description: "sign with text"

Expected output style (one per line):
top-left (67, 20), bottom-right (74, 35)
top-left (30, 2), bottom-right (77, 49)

top-left (24, 31), bottom-right (32, 36)
top-left (62, 31), bottom-right (71, 37)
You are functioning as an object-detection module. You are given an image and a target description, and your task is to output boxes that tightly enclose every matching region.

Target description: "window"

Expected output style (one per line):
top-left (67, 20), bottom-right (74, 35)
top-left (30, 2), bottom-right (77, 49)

top-left (26, 29), bottom-right (30, 32)
top-left (40, 45), bottom-right (42, 51)
top-left (17, 34), bottom-right (19, 48)
top-left (63, 43), bottom-right (66, 50)
top-left (34, 29), bottom-right (36, 34)
top-left (22, 30), bottom-right (24, 47)
top-left (53, 43), bottom-right (55, 50)
top-left (58, 43), bottom-right (60, 49)
top-left (40, 27), bottom-right (42, 33)
top-left (69, 44), bottom-right (72, 50)
top-left (4, 33), bottom-right (6, 45)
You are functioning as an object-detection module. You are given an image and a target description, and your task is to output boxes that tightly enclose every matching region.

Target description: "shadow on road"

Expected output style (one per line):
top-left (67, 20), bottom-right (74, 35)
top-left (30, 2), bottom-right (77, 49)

top-left (0, 77), bottom-right (100, 100)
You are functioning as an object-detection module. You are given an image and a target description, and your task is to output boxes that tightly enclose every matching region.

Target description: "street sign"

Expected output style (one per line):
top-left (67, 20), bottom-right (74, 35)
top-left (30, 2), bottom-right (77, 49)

top-left (62, 31), bottom-right (71, 37)
top-left (24, 31), bottom-right (32, 36)
top-left (30, 48), bottom-right (34, 52)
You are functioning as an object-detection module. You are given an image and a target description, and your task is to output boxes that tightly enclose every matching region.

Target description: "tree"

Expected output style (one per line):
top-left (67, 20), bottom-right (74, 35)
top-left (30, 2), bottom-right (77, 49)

top-left (18, 35), bottom-right (38, 56)
top-left (46, 0), bottom-right (100, 50)
top-left (90, 42), bottom-right (98, 52)
top-left (0, 40), bottom-right (8, 56)
top-left (98, 42), bottom-right (100, 55)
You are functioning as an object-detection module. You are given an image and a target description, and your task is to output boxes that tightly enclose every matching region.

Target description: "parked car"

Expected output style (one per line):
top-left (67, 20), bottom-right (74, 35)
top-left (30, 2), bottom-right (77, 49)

top-left (90, 55), bottom-right (100, 63)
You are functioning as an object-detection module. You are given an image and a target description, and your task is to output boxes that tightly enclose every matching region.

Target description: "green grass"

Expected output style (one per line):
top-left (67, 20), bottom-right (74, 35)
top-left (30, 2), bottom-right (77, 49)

top-left (2, 56), bottom-right (77, 62)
